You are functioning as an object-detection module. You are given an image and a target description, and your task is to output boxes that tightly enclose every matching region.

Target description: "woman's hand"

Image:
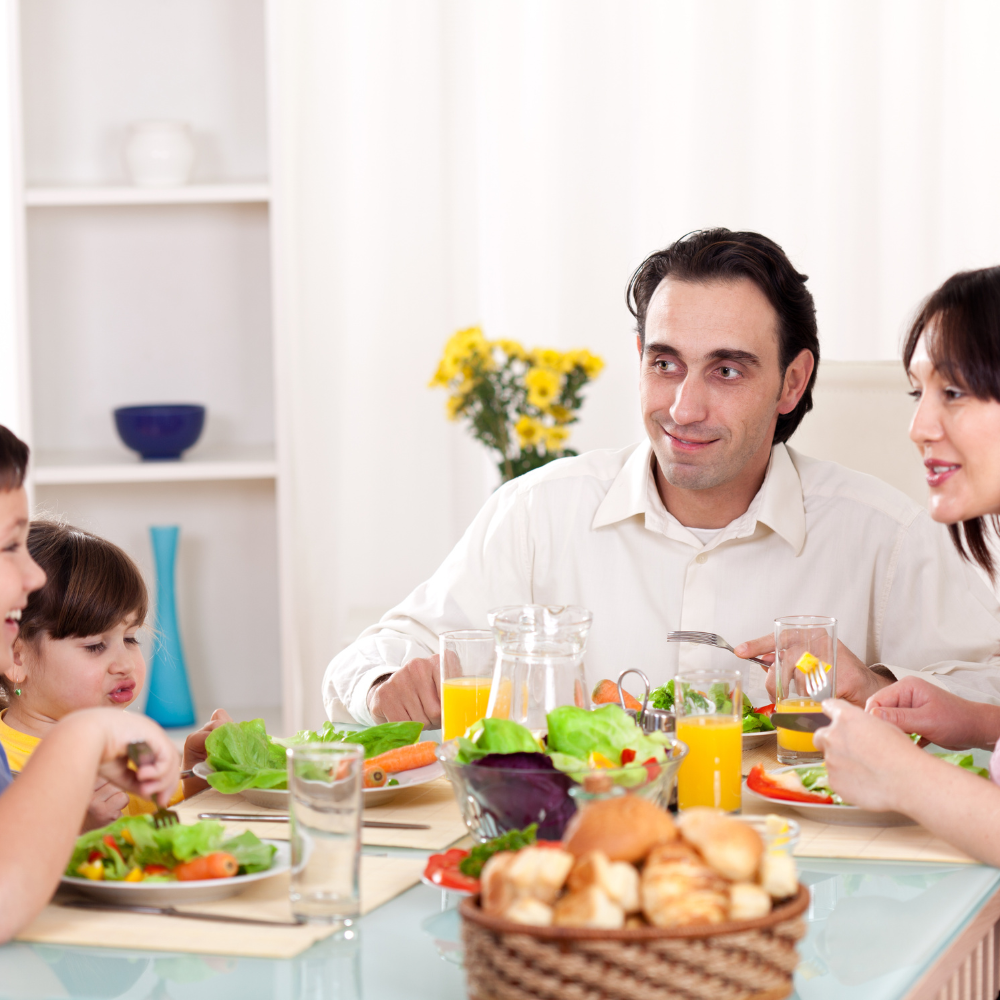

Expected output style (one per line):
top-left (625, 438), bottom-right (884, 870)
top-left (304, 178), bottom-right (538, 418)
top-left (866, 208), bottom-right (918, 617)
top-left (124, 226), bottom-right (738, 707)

top-left (182, 708), bottom-right (232, 795)
top-left (81, 779), bottom-right (130, 831)
top-left (734, 637), bottom-right (891, 707)
top-left (865, 677), bottom-right (1000, 751)
top-left (812, 699), bottom-right (924, 812)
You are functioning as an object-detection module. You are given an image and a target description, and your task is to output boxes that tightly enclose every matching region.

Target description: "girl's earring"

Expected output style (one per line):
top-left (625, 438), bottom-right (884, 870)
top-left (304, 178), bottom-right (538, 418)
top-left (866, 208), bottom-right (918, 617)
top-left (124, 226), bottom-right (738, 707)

top-left (13, 687), bottom-right (21, 696)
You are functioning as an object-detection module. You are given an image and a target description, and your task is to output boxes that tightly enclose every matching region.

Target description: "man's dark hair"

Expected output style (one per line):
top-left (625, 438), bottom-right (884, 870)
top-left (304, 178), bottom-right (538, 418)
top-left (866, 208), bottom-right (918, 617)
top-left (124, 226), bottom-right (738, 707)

top-left (626, 229), bottom-right (819, 444)
top-left (0, 424), bottom-right (29, 491)
top-left (902, 265), bottom-right (1000, 581)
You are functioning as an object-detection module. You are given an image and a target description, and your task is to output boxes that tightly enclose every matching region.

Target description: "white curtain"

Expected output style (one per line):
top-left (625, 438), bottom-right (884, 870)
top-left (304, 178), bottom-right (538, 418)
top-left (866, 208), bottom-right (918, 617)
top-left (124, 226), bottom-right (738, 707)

top-left (272, 0), bottom-right (1000, 728)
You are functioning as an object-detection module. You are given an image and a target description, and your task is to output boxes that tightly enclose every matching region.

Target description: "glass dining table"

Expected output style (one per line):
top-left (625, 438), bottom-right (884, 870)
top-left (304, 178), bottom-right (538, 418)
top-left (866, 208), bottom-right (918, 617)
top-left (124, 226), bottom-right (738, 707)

top-left (2, 844), bottom-right (999, 1000)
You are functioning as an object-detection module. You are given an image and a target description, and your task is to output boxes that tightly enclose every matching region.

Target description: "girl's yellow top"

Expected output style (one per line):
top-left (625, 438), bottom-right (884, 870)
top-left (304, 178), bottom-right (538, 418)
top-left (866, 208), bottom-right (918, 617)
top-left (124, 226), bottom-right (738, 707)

top-left (0, 710), bottom-right (184, 814)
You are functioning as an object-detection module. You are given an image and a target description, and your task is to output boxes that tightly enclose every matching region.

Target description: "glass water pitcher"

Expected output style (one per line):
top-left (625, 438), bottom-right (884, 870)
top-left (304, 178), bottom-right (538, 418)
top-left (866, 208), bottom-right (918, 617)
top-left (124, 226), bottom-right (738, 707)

top-left (486, 605), bottom-right (593, 737)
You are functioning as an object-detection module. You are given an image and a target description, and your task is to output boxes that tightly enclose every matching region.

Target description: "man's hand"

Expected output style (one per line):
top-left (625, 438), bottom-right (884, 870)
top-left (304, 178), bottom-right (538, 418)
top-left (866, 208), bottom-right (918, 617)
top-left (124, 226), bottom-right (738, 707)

top-left (182, 709), bottom-right (233, 796)
top-left (866, 677), bottom-right (1000, 751)
top-left (82, 779), bottom-right (130, 831)
top-left (734, 636), bottom-right (891, 707)
top-left (367, 656), bottom-right (441, 726)
top-left (812, 699), bottom-right (922, 813)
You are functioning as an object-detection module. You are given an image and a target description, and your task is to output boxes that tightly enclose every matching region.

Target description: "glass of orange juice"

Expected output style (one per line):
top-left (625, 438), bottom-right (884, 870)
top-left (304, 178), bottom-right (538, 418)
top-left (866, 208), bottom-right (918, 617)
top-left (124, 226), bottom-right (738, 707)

top-left (439, 630), bottom-right (496, 741)
top-left (774, 615), bottom-right (837, 765)
top-left (674, 667), bottom-right (742, 812)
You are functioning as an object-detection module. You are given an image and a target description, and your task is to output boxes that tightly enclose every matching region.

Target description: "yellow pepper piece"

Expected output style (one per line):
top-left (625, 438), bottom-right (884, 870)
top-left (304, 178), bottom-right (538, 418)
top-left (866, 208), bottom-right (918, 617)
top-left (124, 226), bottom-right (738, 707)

top-left (76, 859), bottom-right (105, 881)
top-left (124, 867), bottom-right (144, 882)
top-left (588, 751), bottom-right (617, 769)
top-left (121, 828), bottom-right (135, 846)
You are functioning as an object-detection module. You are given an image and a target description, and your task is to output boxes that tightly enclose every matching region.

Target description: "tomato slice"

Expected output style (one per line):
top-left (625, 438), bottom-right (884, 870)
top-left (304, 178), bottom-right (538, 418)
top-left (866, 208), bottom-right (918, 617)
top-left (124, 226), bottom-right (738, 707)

top-left (143, 864), bottom-right (170, 876)
top-left (756, 703), bottom-right (776, 716)
top-left (431, 867), bottom-right (480, 893)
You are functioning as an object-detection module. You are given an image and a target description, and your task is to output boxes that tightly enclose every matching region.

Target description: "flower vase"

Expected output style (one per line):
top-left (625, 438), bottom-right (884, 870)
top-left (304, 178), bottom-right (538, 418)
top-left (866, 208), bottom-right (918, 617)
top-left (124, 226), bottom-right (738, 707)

top-left (145, 525), bottom-right (195, 727)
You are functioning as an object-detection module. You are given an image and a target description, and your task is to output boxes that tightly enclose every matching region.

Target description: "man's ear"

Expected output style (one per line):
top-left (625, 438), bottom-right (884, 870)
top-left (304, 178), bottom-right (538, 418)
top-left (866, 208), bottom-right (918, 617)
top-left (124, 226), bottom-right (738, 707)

top-left (777, 349), bottom-right (815, 415)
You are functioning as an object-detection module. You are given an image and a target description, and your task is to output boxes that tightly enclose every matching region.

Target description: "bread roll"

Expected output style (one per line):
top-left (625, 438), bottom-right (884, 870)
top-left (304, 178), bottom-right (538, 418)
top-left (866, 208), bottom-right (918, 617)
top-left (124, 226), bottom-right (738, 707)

top-left (504, 897), bottom-right (554, 926)
top-left (563, 795), bottom-right (677, 862)
top-left (507, 846), bottom-right (575, 904)
top-left (553, 885), bottom-right (625, 929)
top-left (677, 810), bottom-right (764, 882)
top-left (567, 851), bottom-right (640, 913)
top-left (760, 852), bottom-right (798, 900)
top-left (641, 858), bottom-right (729, 928)
top-left (646, 841), bottom-right (700, 866)
top-left (481, 851), bottom-right (518, 914)
top-left (729, 882), bottom-right (772, 921)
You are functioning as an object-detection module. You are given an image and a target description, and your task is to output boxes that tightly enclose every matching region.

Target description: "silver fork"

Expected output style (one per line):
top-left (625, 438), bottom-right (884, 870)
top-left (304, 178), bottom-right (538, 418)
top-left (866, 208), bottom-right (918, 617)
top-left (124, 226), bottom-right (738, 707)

top-left (802, 661), bottom-right (834, 702)
top-left (667, 630), bottom-right (771, 669)
top-left (127, 741), bottom-right (180, 828)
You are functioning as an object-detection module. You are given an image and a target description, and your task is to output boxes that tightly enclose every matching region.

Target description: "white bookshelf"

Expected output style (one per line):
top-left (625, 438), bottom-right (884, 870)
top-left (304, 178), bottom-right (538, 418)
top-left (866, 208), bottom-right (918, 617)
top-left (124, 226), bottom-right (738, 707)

top-left (7, 0), bottom-right (295, 730)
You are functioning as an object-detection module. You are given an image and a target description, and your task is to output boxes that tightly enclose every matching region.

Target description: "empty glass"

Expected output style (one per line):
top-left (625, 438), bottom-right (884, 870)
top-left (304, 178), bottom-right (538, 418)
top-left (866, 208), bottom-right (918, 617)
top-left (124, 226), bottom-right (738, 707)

top-left (440, 629), bottom-right (496, 741)
top-left (486, 605), bottom-right (593, 738)
top-left (288, 743), bottom-right (364, 925)
top-left (774, 615), bottom-right (837, 765)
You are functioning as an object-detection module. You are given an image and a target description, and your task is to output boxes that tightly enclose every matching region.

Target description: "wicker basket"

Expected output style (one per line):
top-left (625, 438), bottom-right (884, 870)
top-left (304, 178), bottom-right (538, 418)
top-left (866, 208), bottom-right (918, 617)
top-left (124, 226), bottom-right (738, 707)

top-left (460, 885), bottom-right (810, 1000)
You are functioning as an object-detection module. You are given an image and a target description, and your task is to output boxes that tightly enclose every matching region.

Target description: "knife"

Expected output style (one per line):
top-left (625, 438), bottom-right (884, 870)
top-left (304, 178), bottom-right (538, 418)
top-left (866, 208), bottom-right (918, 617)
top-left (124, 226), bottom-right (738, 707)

top-left (60, 898), bottom-right (300, 927)
top-left (770, 711), bottom-right (832, 733)
top-left (197, 811), bottom-right (431, 830)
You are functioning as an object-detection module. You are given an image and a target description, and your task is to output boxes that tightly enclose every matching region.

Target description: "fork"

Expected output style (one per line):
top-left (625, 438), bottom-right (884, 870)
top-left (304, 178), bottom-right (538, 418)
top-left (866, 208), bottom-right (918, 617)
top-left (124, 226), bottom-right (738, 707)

top-left (802, 660), bottom-right (834, 702)
top-left (127, 741), bottom-right (180, 828)
top-left (666, 630), bottom-right (771, 669)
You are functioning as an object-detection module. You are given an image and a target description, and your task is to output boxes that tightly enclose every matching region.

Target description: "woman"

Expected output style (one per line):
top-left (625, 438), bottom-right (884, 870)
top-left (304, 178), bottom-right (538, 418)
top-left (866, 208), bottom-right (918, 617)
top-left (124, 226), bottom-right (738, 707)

top-left (801, 266), bottom-right (1000, 865)
top-left (0, 424), bottom-right (180, 940)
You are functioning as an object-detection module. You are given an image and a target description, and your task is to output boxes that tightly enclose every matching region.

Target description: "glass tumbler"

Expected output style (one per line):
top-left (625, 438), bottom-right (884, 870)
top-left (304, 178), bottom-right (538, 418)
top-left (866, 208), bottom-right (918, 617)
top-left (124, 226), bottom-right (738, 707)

top-left (288, 743), bottom-right (364, 925)
top-left (486, 605), bottom-right (593, 739)
top-left (774, 615), bottom-right (837, 765)
top-left (440, 629), bottom-right (496, 741)
top-left (674, 667), bottom-right (742, 812)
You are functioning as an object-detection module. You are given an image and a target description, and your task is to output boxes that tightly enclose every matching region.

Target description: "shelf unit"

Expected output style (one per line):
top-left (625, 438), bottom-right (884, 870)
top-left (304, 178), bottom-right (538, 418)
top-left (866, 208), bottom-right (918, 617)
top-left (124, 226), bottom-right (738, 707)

top-left (6, 0), bottom-right (294, 730)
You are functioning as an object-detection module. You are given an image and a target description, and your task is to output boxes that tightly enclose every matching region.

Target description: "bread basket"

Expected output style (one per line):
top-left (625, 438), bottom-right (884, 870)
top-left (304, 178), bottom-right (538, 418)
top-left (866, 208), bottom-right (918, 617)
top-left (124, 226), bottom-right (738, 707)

top-left (460, 884), bottom-right (810, 1000)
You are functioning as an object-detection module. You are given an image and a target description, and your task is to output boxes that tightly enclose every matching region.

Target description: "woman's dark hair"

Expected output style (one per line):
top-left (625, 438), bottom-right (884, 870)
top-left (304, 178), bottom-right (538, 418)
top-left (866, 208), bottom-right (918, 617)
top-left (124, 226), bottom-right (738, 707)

top-left (2, 521), bottom-right (148, 704)
top-left (902, 265), bottom-right (1000, 580)
top-left (626, 229), bottom-right (819, 444)
top-left (0, 424), bottom-right (29, 490)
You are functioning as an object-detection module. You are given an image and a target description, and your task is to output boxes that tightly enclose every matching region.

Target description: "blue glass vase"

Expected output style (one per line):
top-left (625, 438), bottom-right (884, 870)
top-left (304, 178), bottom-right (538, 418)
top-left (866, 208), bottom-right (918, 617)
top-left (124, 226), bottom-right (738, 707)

top-left (145, 525), bottom-right (196, 727)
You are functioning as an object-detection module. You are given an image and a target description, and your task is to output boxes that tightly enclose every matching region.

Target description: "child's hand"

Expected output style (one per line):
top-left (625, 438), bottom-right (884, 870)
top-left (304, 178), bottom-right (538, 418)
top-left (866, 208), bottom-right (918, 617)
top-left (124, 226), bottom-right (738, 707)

top-left (182, 709), bottom-right (232, 796)
top-left (82, 779), bottom-right (130, 831)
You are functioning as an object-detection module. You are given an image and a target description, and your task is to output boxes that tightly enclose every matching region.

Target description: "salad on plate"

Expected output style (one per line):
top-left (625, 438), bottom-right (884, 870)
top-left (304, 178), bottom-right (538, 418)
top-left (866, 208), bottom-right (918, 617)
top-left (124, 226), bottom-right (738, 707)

top-left (650, 679), bottom-right (775, 734)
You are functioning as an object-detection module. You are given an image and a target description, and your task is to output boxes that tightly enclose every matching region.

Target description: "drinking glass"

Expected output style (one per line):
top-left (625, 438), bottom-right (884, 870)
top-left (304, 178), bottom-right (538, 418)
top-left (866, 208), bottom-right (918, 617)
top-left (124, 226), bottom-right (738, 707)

top-left (439, 629), bottom-right (496, 741)
top-left (774, 615), bottom-right (837, 765)
top-left (674, 667), bottom-right (742, 812)
top-left (288, 743), bottom-right (364, 925)
top-left (486, 605), bottom-right (593, 739)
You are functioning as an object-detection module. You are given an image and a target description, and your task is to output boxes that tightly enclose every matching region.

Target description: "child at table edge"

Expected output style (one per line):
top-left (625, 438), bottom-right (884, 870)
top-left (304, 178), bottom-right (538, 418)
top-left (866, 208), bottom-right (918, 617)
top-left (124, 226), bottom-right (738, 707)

top-left (0, 518), bottom-right (230, 829)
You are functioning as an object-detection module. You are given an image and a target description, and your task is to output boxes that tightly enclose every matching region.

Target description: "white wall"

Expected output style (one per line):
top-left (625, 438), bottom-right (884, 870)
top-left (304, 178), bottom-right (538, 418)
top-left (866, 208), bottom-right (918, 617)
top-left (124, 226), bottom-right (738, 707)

top-left (277, 0), bottom-right (1000, 724)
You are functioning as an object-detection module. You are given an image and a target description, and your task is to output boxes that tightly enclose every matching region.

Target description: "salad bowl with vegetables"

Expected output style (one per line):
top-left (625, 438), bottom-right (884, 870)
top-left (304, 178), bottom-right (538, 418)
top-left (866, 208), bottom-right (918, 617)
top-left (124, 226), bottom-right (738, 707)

top-left (195, 718), bottom-right (443, 808)
top-left (62, 815), bottom-right (286, 905)
top-left (437, 704), bottom-right (687, 842)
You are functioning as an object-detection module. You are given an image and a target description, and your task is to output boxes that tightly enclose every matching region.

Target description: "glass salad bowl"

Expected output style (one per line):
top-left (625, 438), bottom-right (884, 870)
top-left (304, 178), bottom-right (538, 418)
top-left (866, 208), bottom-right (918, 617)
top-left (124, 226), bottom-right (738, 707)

top-left (436, 738), bottom-right (688, 842)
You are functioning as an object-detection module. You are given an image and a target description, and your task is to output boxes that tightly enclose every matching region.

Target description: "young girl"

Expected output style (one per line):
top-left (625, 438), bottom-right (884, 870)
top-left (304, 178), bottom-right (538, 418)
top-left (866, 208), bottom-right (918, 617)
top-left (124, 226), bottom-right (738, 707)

top-left (0, 423), bottom-right (179, 940)
top-left (0, 520), bottom-right (231, 828)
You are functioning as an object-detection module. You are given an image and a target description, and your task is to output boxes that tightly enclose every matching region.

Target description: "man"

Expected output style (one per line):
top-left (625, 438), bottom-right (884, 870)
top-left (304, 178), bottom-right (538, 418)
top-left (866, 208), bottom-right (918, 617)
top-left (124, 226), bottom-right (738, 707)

top-left (324, 229), bottom-right (1000, 727)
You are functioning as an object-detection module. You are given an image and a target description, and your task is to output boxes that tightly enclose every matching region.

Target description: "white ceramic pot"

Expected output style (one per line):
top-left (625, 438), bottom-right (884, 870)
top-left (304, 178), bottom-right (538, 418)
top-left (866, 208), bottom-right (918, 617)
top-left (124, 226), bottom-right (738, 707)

top-left (124, 121), bottom-right (196, 187)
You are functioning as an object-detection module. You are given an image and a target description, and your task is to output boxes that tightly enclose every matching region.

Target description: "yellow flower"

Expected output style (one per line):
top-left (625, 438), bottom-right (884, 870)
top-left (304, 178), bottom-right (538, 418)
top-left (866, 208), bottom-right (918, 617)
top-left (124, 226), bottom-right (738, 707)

top-left (446, 395), bottom-right (466, 420)
top-left (530, 348), bottom-right (564, 370)
top-left (431, 326), bottom-right (493, 387)
top-left (494, 339), bottom-right (526, 360)
top-left (548, 403), bottom-right (572, 425)
top-left (525, 366), bottom-right (562, 410)
top-left (575, 349), bottom-right (604, 378)
top-left (543, 425), bottom-right (570, 452)
top-left (515, 414), bottom-right (544, 448)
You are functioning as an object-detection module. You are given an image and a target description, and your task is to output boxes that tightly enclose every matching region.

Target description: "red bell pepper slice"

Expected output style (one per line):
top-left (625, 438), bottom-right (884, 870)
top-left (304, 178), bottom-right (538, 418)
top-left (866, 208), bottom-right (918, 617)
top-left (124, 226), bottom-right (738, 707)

top-left (756, 703), bottom-right (776, 716)
top-left (424, 849), bottom-right (480, 893)
top-left (87, 850), bottom-right (103, 863)
top-left (642, 757), bottom-right (661, 783)
top-left (747, 764), bottom-right (834, 804)
top-left (620, 748), bottom-right (637, 765)
top-left (102, 834), bottom-right (123, 857)
top-left (143, 864), bottom-right (170, 876)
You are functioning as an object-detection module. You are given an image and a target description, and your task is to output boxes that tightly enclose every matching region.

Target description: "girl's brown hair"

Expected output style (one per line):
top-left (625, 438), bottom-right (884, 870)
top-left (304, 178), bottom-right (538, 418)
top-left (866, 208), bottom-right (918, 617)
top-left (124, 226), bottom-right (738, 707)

top-left (902, 265), bottom-right (1000, 580)
top-left (1, 522), bottom-right (148, 704)
top-left (0, 424), bottom-right (29, 491)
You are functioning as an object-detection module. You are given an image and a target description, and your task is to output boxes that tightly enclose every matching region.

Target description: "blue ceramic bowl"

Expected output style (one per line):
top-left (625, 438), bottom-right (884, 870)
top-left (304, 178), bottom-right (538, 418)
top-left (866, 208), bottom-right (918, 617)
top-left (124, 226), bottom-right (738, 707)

top-left (113, 404), bottom-right (206, 461)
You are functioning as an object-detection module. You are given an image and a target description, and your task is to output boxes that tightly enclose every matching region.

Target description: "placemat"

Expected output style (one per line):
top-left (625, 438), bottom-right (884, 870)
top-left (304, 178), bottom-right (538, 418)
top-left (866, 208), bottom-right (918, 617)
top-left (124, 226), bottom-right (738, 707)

top-left (174, 778), bottom-right (468, 850)
top-left (16, 855), bottom-right (425, 959)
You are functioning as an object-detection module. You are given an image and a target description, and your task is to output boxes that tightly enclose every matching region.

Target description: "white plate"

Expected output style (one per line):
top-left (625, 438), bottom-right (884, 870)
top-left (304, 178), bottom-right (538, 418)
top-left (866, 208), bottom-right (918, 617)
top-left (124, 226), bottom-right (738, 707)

top-left (743, 765), bottom-right (914, 826)
top-left (193, 759), bottom-right (445, 808)
top-left (742, 729), bottom-right (778, 750)
top-left (61, 840), bottom-right (290, 905)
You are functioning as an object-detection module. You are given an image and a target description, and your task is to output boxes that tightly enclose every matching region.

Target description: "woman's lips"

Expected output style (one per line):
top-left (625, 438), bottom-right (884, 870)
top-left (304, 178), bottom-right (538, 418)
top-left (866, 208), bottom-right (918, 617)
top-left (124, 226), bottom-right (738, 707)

top-left (925, 459), bottom-right (961, 488)
top-left (108, 680), bottom-right (136, 704)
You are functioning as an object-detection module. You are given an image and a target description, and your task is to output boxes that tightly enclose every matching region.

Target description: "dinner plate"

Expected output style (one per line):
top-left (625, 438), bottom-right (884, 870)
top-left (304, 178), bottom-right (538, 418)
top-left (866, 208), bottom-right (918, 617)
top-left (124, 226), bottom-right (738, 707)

top-left (61, 840), bottom-right (290, 905)
top-left (743, 766), bottom-right (914, 827)
top-left (193, 759), bottom-right (445, 808)
top-left (742, 729), bottom-right (778, 750)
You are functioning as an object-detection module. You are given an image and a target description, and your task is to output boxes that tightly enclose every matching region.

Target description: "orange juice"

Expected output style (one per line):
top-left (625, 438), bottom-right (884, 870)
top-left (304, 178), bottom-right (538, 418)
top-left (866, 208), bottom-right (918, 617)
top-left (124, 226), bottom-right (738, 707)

top-left (675, 716), bottom-right (742, 811)
top-left (441, 677), bottom-right (493, 740)
top-left (776, 698), bottom-right (824, 753)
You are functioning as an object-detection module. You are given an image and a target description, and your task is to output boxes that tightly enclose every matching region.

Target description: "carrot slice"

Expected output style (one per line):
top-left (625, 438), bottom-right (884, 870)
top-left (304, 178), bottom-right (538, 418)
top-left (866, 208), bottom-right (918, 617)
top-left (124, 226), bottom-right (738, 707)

top-left (591, 679), bottom-right (641, 711)
top-left (173, 852), bottom-right (239, 881)
top-left (364, 765), bottom-right (388, 788)
top-left (365, 741), bottom-right (438, 774)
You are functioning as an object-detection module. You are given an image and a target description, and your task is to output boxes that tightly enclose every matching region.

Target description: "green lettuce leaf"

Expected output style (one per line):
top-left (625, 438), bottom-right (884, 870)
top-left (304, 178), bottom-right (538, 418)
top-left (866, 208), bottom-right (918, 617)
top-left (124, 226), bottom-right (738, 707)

top-left (546, 704), bottom-right (667, 766)
top-left (455, 718), bottom-right (540, 763)
top-left (221, 830), bottom-right (278, 873)
top-left (272, 720), bottom-right (423, 759)
top-left (932, 751), bottom-right (990, 778)
top-left (205, 719), bottom-right (289, 792)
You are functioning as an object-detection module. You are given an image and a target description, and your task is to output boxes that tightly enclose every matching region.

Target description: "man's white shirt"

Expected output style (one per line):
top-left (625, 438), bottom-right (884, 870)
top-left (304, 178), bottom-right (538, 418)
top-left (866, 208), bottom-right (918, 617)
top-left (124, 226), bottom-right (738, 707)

top-left (323, 441), bottom-right (1000, 725)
